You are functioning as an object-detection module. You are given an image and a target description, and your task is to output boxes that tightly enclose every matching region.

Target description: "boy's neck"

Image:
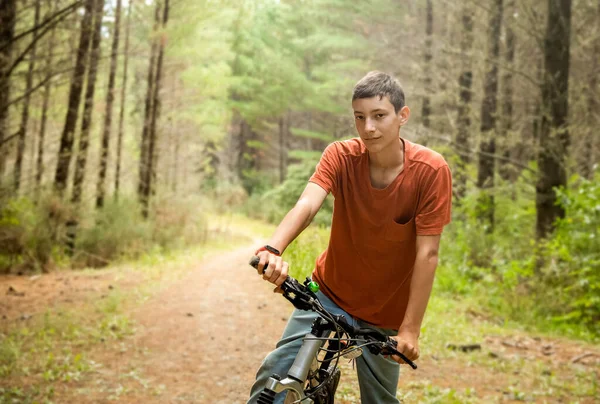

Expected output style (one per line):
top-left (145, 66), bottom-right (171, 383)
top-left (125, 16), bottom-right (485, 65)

top-left (368, 137), bottom-right (405, 170)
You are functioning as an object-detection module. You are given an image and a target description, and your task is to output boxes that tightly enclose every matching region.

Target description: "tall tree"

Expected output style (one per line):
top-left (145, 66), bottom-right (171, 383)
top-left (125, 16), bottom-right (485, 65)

top-left (36, 0), bottom-right (57, 196)
top-left (141, 0), bottom-right (169, 218)
top-left (455, 4), bottom-right (475, 200)
top-left (477, 0), bottom-right (503, 231)
top-left (138, 1), bottom-right (161, 215)
top-left (71, 0), bottom-right (105, 204)
top-left (148, 0), bottom-right (169, 201)
top-left (580, 0), bottom-right (599, 180)
top-left (54, 0), bottom-right (95, 197)
top-left (115, 0), bottom-right (132, 200)
top-left (96, 0), bottom-right (122, 208)
top-left (0, 0), bottom-right (16, 178)
top-left (14, 0), bottom-right (41, 193)
top-left (536, 0), bottom-right (572, 239)
top-left (499, 0), bottom-right (516, 181)
top-left (421, 0), bottom-right (433, 130)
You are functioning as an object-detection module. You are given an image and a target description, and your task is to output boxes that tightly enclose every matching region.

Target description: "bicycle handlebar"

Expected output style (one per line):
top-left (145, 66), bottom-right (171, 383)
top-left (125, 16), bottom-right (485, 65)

top-left (249, 256), bottom-right (417, 369)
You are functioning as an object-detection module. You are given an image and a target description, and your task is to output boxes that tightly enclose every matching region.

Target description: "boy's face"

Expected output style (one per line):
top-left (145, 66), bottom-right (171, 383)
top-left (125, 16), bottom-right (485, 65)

top-left (352, 95), bottom-right (410, 154)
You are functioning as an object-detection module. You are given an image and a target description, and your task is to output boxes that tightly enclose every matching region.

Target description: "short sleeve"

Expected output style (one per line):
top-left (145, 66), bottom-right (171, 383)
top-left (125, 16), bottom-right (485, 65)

top-left (415, 164), bottom-right (452, 236)
top-left (309, 142), bottom-right (340, 196)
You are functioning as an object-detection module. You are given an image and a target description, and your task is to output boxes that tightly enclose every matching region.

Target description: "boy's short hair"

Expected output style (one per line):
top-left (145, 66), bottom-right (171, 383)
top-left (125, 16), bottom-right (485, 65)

top-left (352, 71), bottom-right (405, 113)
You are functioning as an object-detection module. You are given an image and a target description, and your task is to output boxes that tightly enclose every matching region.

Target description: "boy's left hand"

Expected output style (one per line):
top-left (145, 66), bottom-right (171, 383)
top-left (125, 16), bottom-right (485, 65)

top-left (389, 331), bottom-right (420, 364)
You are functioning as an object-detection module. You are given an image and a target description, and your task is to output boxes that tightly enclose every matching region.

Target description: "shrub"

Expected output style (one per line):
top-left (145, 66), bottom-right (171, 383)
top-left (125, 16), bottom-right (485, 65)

top-left (76, 198), bottom-right (153, 266)
top-left (241, 161), bottom-right (333, 227)
top-left (152, 196), bottom-right (209, 250)
top-left (0, 195), bottom-right (70, 273)
top-left (545, 170), bottom-right (600, 333)
top-left (436, 166), bottom-right (600, 339)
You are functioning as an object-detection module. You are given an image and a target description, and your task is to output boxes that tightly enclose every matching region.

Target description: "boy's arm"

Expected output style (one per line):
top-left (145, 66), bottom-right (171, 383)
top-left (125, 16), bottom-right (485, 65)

top-left (256, 182), bottom-right (328, 287)
top-left (390, 234), bottom-right (441, 363)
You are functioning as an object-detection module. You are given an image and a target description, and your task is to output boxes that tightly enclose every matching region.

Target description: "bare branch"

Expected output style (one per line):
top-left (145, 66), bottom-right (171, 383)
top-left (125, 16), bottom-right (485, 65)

top-left (4, 2), bottom-right (81, 78)
top-left (1, 1), bottom-right (83, 52)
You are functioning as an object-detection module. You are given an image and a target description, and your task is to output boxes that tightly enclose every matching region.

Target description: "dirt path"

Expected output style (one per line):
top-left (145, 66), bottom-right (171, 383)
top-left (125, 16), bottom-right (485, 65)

top-left (56, 244), bottom-right (294, 403)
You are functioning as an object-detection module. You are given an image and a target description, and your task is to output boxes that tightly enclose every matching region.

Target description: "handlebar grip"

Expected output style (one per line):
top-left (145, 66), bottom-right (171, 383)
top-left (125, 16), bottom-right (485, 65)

top-left (249, 255), bottom-right (261, 271)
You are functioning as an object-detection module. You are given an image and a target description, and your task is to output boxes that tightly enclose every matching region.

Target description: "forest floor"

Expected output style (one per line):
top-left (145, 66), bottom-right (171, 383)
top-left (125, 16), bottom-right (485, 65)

top-left (1, 217), bottom-right (599, 403)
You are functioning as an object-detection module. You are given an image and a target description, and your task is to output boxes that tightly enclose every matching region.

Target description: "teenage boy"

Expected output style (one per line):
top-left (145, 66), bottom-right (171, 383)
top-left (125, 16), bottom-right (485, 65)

top-left (249, 71), bottom-right (452, 403)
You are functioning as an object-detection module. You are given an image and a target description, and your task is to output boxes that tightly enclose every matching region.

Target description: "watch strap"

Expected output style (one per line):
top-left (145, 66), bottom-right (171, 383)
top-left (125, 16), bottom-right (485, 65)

top-left (255, 245), bottom-right (282, 256)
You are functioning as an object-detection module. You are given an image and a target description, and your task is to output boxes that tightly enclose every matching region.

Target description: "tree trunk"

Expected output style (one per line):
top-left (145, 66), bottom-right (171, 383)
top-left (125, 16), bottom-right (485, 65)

top-left (142, 0), bottom-right (169, 218)
top-left (71, 0), bottom-right (105, 205)
top-left (0, 0), bottom-right (16, 178)
top-left (138, 1), bottom-right (161, 216)
top-left (421, 0), bottom-right (433, 130)
top-left (499, 0), bottom-right (516, 182)
top-left (580, 0), bottom-right (599, 180)
top-left (477, 0), bottom-right (503, 232)
top-left (115, 0), bottom-right (132, 200)
top-left (455, 4), bottom-right (475, 200)
top-left (36, 0), bottom-right (57, 198)
top-left (54, 0), bottom-right (95, 197)
top-left (14, 0), bottom-right (41, 193)
top-left (536, 0), bottom-right (572, 239)
top-left (96, 0), bottom-right (122, 209)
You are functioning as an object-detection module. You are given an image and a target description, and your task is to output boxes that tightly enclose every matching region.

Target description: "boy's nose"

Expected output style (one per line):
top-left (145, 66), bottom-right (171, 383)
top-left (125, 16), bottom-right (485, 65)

top-left (365, 119), bottom-right (376, 133)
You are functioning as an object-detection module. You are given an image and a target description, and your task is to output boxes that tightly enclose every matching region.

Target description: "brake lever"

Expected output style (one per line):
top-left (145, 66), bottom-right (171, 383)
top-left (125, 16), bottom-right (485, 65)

top-left (381, 340), bottom-right (418, 370)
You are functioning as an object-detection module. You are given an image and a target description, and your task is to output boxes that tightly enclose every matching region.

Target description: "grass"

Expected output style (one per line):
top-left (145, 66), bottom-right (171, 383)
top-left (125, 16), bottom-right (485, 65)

top-left (0, 290), bottom-right (133, 403)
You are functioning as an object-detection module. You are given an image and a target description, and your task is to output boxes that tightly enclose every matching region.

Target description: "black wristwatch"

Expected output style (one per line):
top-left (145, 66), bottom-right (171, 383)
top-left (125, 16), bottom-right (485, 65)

top-left (255, 245), bottom-right (282, 256)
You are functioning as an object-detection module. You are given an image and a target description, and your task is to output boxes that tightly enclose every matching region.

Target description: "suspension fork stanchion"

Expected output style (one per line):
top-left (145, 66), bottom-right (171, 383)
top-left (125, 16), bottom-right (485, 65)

top-left (259, 331), bottom-right (324, 404)
top-left (287, 333), bottom-right (324, 382)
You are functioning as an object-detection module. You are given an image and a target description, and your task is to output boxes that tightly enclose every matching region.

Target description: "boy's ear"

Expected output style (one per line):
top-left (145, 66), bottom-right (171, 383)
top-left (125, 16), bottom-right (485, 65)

top-left (398, 106), bottom-right (410, 125)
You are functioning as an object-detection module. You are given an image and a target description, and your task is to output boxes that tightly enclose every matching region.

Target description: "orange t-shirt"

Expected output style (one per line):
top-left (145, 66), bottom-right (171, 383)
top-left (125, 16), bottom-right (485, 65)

top-left (308, 137), bottom-right (452, 329)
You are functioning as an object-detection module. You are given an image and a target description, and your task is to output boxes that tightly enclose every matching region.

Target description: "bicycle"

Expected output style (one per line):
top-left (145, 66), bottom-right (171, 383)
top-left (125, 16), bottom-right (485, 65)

top-left (250, 256), bottom-right (417, 404)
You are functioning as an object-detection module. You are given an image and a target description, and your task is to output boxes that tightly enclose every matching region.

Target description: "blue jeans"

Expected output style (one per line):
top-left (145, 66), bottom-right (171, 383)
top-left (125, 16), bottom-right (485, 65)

top-left (248, 291), bottom-right (400, 403)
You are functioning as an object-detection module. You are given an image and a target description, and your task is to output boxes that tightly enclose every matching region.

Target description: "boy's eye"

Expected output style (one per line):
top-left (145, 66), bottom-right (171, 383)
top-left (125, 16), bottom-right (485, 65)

top-left (376, 114), bottom-right (385, 118)
top-left (355, 116), bottom-right (364, 120)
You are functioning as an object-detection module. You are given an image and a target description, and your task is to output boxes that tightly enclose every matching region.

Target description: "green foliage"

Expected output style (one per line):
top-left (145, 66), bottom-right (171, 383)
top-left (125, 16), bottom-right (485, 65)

top-left (0, 288), bottom-right (134, 403)
top-left (0, 195), bottom-right (70, 273)
top-left (436, 167), bottom-right (600, 339)
top-left (151, 196), bottom-right (209, 250)
top-left (0, 195), bottom-right (210, 271)
top-left (545, 170), bottom-right (600, 332)
top-left (290, 127), bottom-right (336, 143)
top-left (241, 161), bottom-right (333, 226)
top-left (77, 196), bottom-right (209, 267)
top-left (284, 226), bottom-right (330, 280)
top-left (76, 198), bottom-right (153, 266)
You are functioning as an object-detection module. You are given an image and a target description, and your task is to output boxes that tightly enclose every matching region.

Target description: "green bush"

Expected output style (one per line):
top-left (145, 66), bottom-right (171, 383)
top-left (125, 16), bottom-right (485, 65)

top-left (0, 195), bottom-right (70, 272)
top-left (76, 198), bottom-right (153, 266)
top-left (436, 166), bottom-right (600, 339)
top-left (241, 161), bottom-right (333, 226)
top-left (152, 196), bottom-right (209, 250)
top-left (76, 196), bottom-right (209, 267)
top-left (545, 170), bottom-right (600, 333)
top-left (0, 193), bottom-right (211, 271)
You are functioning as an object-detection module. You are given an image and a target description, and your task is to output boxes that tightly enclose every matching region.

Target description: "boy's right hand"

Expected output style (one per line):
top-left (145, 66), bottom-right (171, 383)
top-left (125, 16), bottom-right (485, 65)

top-left (255, 251), bottom-right (289, 291)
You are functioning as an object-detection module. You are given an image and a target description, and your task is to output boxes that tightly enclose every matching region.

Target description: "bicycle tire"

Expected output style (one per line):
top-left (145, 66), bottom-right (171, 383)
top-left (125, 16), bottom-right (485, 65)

top-left (306, 366), bottom-right (341, 404)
